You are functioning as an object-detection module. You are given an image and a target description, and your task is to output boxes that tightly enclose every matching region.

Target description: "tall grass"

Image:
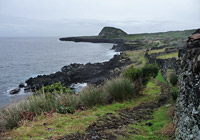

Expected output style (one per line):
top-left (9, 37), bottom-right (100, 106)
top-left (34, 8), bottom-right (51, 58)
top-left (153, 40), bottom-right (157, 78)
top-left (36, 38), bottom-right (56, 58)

top-left (80, 86), bottom-right (108, 108)
top-left (1, 93), bottom-right (80, 129)
top-left (104, 78), bottom-right (136, 102)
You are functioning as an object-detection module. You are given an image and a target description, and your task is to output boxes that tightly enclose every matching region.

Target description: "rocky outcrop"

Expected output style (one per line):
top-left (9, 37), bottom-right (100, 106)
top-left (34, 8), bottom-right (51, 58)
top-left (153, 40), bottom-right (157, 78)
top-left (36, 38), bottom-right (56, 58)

top-left (98, 27), bottom-right (127, 38)
top-left (174, 29), bottom-right (200, 140)
top-left (25, 54), bottom-right (132, 91)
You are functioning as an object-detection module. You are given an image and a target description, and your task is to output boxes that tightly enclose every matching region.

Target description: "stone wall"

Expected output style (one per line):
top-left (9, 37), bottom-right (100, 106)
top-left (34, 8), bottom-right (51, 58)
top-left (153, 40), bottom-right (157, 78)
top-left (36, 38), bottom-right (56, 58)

top-left (174, 32), bottom-right (200, 139)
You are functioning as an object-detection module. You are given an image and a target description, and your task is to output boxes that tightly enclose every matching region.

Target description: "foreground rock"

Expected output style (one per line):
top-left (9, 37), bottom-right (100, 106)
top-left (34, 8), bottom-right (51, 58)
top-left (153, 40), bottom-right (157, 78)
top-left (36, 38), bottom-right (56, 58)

top-left (25, 54), bottom-right (132, 91)
top-left (174, 29), bottom-right (200, 139)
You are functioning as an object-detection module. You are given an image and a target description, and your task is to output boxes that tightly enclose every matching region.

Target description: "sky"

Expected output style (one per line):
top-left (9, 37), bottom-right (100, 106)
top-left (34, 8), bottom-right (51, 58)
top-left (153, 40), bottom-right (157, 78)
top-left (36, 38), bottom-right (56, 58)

top-left (0, 0), bottom-right (199, 37)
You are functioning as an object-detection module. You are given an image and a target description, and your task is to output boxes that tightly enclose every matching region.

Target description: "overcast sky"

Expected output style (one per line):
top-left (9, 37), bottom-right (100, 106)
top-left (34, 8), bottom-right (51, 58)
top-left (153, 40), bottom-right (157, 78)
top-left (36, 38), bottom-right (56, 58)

top-left (0, 0), bottom-right (199, 37)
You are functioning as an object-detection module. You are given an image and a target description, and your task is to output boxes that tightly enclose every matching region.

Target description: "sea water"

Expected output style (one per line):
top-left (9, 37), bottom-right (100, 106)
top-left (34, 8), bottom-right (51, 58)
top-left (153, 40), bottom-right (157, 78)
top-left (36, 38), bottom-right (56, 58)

top-left (0, 37), bottom-right (118, 107)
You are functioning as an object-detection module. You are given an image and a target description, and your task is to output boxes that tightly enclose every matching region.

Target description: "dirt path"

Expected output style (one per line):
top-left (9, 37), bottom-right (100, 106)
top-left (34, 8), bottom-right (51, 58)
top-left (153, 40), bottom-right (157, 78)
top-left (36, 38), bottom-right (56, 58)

top-left (56, 83), bottom-right (170, 140)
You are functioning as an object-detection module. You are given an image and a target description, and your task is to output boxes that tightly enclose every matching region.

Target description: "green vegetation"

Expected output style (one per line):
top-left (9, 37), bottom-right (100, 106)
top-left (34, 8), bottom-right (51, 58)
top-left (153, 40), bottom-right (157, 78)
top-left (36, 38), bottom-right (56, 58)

top-left (123, 64), bottom-right (159, 87)
top-left (124, 50), bottom-right (146, 67)
top-left (1, 93), bottom-right (79, 130)
top-left (148, 48), bottom-right (165, 54)
top-left (156, 71), bottom-right (167, 84)
top-left (1, 77), bottom-right (165, 140)
top-left (104, 78), bottom-right (136, 102)
top-left (119, 106), bottom-right (173, 140)
top-left (157, 52), bottom-right (178, 59)
top-left (171, 87), bottom-right (179, 101)
top-left (123, 29), bottom-right (195, 41)
top-left (80, 86), bottom-right (108, 108)
top-left (35, 82), bottom-right (73, 95)
top-left (169, 73), bottom-right (178, 86)
top-left (0, 64), bottom-right (160, 130)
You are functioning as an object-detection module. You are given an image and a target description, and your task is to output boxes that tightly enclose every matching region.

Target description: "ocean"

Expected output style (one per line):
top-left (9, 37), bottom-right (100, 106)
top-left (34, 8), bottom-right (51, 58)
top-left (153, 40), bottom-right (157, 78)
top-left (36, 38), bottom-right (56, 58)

top-left (0, 37), bottom-right (117, 107)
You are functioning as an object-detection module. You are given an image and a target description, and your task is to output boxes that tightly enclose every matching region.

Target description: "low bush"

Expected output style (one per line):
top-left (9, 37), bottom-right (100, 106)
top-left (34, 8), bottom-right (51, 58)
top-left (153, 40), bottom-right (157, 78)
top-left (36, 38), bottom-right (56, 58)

top-left (123, 63), bottom-right (159, 87)
top-left (169, 73), bottom-right (178, 86)
top-left (104, 78), bottom-right (136, 102)
top-left (80, 86), bottom-right (108, 108)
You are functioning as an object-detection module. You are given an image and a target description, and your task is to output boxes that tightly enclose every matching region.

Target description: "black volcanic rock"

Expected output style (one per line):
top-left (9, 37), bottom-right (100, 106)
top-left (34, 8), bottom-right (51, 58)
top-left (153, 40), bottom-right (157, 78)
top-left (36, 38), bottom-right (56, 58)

top-left (10, 88), bottom-right (20, 94)
top-left (25, 54), bottom-right (132, 91)
top-left (19, 83), bottom-right (25, 88)
top-left (59, 36), bottom-right (124, 44)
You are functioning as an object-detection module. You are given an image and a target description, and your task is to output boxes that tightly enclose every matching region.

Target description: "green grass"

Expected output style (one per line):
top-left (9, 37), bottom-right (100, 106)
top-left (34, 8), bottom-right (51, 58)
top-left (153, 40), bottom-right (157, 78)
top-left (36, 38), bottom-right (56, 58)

top-left (157, 52), bottom-right (178, 59)
top-left (123, 50), bottom-right (146, 67)
top-left (156, 71), bottom-right (167, 84)
top-left (1, 78), bottom-right (162, 140)
top-left (123, 29), bottom-right (195, 41)
top-left (119, 106), bottom-right (172, 140)
top-left (148, 48), bottom-right (166, 54)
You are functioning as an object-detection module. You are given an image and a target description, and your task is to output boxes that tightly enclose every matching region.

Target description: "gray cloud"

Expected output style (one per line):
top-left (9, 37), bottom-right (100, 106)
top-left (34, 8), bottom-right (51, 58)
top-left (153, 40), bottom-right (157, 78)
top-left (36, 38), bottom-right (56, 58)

top-left (0, 0), bottom-right (199, 37)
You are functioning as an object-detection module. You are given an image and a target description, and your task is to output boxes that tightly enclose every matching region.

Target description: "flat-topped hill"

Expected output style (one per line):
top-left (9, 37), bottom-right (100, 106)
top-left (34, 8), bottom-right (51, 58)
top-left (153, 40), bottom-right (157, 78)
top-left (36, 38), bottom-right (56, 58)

top-left (98, 27), bottom-right (128, 38)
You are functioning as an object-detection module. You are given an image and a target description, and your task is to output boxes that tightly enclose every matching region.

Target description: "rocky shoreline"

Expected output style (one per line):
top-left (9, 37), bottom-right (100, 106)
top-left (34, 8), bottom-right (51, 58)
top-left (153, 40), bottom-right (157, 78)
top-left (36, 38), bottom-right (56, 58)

top-left (24, 53), bottom-right (132, 92)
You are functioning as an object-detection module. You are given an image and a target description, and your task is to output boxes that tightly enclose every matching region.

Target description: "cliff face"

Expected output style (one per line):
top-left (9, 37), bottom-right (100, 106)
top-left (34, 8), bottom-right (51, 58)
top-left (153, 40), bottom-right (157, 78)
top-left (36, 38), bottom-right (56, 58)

top-left (98, 27), bottom-right (127, 38)
top-left (174, 29), bottom-right (200, 139)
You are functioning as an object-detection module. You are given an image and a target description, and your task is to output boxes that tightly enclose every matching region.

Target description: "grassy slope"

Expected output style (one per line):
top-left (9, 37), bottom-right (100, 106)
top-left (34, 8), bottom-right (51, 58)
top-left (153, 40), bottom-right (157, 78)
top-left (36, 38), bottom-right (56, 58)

top-left (123, 29), bottom-right (195, 41)
top-left (1, 72), bottom-right (173, 140)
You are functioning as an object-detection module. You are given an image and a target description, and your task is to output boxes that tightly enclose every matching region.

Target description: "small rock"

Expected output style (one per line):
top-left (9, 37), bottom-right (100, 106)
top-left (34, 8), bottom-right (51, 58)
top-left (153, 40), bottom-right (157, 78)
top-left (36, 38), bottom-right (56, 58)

top-left (10, 88), bottom-right (20, 94)
top-left (19, 83), bottom-right (25, 88)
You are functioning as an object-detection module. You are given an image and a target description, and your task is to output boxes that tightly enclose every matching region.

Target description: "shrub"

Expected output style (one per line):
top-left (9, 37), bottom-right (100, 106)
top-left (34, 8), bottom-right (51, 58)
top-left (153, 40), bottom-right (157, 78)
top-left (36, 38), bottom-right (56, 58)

top-left (35, 82), bottom-right (73, 95)
top-left (80, 86), bottom-right (108, 108)
top-left (104, 78), bottom-right (136, 102)
top-left (55, 94), bottom-right (79, 114)
top-left (123, 63), bottom-right (159, 87)
top-left (171, 87), bottom-right (179, 101)
top-left (1, 104), bottom-right (23, 129)
top-left (169, 73), bottom-right (178, 86)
